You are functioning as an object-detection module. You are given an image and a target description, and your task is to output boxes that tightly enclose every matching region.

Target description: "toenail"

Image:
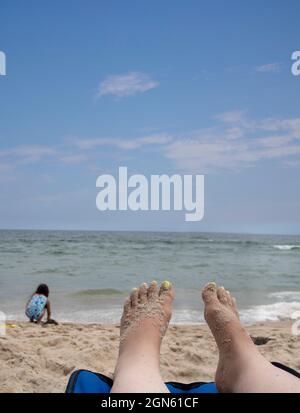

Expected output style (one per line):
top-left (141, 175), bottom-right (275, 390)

top-left (207, 282), bottom-right (216, 288)
top-left (162, 280), bottom-right (171, 289)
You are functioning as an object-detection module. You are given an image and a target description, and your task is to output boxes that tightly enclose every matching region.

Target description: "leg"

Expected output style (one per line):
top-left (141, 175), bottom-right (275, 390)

top-left (202, 282), bottom-right (300, 393)
top-left (111, 281), bottom-right (174, 393)
top-left (37, 309), bottom-right (46, 324)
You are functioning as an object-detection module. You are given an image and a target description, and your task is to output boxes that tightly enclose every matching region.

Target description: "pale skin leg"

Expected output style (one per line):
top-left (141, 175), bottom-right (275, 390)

top-left (111, 281), bottom-right (174, 393)
top-left (202, 282), bottom-right (300, 393)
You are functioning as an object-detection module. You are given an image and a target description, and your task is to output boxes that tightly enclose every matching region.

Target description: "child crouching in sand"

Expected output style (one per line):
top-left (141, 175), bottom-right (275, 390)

top-left (25, 284), bottom-right (52, 324)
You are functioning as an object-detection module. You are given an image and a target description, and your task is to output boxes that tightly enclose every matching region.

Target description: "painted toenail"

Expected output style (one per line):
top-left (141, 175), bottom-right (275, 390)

top-left (162, 280), bottom-right (171, 289)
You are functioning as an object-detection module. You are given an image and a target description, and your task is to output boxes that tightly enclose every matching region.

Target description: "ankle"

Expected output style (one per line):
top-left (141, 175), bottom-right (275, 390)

top-left (119, 339), bottom-right (161, 359)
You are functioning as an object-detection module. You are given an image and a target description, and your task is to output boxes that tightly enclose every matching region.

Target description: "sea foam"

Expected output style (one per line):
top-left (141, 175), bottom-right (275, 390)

top-left (240, 301), bottom-right (300, 324)
top-left (273, 245), bottom-right (300, 251)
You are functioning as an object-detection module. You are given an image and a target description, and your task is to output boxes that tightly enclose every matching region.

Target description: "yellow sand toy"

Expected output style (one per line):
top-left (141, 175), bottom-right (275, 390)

top-left (0, 323), bottom-right (17, 329)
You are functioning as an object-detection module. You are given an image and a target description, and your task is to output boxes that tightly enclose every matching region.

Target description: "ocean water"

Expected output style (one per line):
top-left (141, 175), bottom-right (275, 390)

top-left (0, 230), bottom-right (300, 324)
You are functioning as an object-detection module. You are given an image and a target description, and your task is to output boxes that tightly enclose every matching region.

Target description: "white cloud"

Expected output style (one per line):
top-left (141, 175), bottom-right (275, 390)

top-left (2, 112), bottom-right (300, 175)
top-left (256, 63), bottom-right (281, 73)
top-left (214, 110), bottom-right (247, 124)
top-left (97, 72), bottom-right (159, 98)
top-left (73, 138), bottom-right (139, 150)
top-left (0, 145), bottom-right (57, 164)
top-left (0, 134), bottom-right (171, 171)
top-left (58, 154), bottom-right (88, 164)
top-left (164, 111), bottom-right (300, 172)
top-left (138, 134), bottom-right (172, 145)
top-left (258, 135), bottom-right (293, 148)
top-left (0, 145), bottom-right (88, 167)
top-left (71, 133), bottom-right (172, 150)
top-left (258, 118), bottom-right (300, 137)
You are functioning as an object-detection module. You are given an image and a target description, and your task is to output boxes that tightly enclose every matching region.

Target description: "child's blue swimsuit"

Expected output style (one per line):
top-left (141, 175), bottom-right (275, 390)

top-left (26, 294), bottom-right (47, 321)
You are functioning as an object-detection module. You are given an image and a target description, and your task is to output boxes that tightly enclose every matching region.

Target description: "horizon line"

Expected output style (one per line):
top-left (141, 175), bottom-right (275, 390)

top-left (0, 227), bottom-right (299, 237)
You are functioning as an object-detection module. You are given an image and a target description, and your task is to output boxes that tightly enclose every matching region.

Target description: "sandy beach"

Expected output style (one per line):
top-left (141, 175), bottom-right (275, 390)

top-left (0, 320), bottom-right (299, 393)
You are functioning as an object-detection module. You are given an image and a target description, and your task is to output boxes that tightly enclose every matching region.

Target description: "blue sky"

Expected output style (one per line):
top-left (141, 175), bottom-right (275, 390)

top-left (0, 0), bottom-right (300, 233)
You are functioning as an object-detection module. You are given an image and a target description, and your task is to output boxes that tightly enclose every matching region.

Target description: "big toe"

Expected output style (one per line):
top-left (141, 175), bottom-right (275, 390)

top-left (159, 280), bottom-right (174, 299)
top-left (159, 281), bottom-right (174, 311)
top-left (202, 282), bottom-right (218, 305)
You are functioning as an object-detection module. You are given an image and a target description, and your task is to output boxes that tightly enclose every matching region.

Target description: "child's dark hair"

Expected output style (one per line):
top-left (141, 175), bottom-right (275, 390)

top-left (36, 284), bottom-right (49, 297)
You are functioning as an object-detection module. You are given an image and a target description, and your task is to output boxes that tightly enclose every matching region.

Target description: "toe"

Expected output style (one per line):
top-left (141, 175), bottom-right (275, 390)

top-left (159, 280), bottom-right (170, 295)
top-left (138, 283), bottom-right (148, 304)
top-left (130, 288), bottom-right (139, 307)
top-left (123, 297), bottom-right (131, 313)
top-left (159, 280), bottom-right (174, 299)
top-left (148, 280), bottom-right (158, 300)
top-left (225, 289), bottom-right (236, 309)
top-left (202, 282), bottom-right (218, 305)
top-left (217, 286), bottom-right (228, 305)
top-left (159, 281), bottom-right (174, 318)
top-left (232, 296), bottom-right (240, 318)
top-left (226, 290), bottom-right (233, 305)
top-left (232, 296), bottom-right (237, 308)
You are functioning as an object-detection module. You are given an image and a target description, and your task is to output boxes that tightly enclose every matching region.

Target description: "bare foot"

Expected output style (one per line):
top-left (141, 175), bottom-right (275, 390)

top-left (202, 282), bottom-right (300, 393)
top-left (111, 281), bottom-right (174, 393)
